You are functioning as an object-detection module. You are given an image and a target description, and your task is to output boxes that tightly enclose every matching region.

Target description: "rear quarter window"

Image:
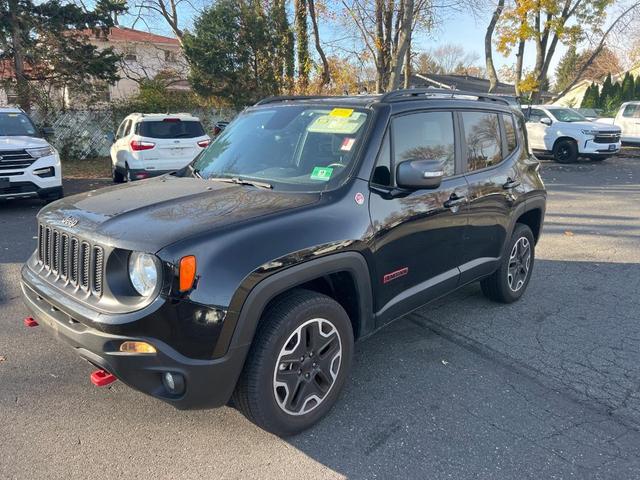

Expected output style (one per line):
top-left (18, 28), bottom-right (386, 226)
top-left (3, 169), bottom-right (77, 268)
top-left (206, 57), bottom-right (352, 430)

top-left (138, 120), bottom-right (205, 139)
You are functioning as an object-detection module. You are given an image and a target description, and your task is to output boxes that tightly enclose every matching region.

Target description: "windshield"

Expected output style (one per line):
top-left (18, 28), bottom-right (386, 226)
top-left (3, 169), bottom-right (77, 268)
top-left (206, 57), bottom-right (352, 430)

top-left (547, 108), bottom-right (588, 122)
top-left (0, 113), bottom-right (38, 136)
top-left (190, 106), bottom-right (370, 191)
top-left (138, 120), bottom-right (205, 139)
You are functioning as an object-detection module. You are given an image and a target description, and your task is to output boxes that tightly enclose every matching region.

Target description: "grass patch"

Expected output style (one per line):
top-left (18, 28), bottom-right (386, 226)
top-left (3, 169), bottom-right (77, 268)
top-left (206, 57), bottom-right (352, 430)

top-left (62, 157), bottom-right (111, 179)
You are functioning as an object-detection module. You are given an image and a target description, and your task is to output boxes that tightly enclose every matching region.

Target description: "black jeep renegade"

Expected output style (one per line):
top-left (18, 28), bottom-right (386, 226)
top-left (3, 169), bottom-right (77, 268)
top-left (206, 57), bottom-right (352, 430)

top-left (21, 90), bottom-right (546, 436)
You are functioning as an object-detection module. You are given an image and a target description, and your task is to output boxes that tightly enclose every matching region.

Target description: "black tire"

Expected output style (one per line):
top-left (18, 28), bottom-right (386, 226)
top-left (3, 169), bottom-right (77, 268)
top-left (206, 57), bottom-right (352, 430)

top-left (112, 165), bottom-right (125, 183)
top-left (553, 139), bottom-right (578, 163)
top-left (125, 164), bottom-right (133, 182)
top-left (481, 223), bottom-right (535, 303)
top-left (233, 289), bottom-right (354, 437)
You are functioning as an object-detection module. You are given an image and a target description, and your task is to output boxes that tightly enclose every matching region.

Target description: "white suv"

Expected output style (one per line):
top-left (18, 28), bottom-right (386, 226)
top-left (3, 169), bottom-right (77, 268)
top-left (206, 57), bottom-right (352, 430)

top-left (522, 105), bottom-right (622, 163)
top-left (110, 113), bottom-right (210, 182)
top-left (0, 107), bottom-right (63, 202)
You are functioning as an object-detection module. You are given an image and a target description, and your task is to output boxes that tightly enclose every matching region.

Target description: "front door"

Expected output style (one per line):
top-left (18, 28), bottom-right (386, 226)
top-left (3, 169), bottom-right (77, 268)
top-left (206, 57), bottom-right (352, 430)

top-left (617, 103), bottom-right (640, 142)
top-left (523, 108), bottom-right (551, 151)
top-left (369, 110), bottom-right (469, 326)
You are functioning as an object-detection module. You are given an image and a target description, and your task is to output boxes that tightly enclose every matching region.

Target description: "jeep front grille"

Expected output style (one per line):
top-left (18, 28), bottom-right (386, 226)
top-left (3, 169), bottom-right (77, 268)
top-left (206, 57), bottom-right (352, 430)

top-left (37, 223), bottom-right (105, 297)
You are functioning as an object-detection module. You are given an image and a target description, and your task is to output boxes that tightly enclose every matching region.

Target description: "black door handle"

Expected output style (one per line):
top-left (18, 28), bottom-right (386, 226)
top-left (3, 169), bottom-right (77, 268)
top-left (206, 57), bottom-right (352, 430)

top-left (503, 178), bottom-right (521, 189)
top-left (444, 194), bottom-right (467, 209)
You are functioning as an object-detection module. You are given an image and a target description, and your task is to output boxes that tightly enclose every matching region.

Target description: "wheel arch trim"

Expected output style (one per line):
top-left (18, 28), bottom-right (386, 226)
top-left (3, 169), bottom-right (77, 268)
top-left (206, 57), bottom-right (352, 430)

top-left (222, 251), bottom-right (374, 356)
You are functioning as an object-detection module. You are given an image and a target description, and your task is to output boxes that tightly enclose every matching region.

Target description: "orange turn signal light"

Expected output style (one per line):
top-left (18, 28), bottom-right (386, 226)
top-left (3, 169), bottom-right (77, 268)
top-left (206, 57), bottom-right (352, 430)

top-left (179, 255), bottom-right (197, 292)
top-left (119, 341), bottom-right (157, 354)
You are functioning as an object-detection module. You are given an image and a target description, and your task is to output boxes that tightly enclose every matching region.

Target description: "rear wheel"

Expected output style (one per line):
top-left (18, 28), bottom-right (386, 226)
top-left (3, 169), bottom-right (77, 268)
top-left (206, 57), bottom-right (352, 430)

top-left (233, 289), bottom-right (353, 436)
top-left (553, 139), bottom-right (578, 163)
top-left (481, 223), bottom-right (535, 303)
top-left (112, 165), bottom-right (125, 183)
top-left (125, 164), bottom-right (133, 182)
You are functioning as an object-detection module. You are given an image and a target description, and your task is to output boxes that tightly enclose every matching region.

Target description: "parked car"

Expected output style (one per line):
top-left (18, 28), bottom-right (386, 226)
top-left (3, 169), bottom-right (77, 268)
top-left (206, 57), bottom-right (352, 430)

top-left (522, 105), bottom-right (621, 163)
top-left (22, 90), bottom-right (546, 436)
top-left (0, 107), bottom-right (63, 202)
top-left (608, 102), bottom-right (640, 145)
top-left (575, 107), bottom-right (604, 121)
top-left (110, 113), bottom-right (210, 182)
top-left (212, 120), bottom-right (229, 137)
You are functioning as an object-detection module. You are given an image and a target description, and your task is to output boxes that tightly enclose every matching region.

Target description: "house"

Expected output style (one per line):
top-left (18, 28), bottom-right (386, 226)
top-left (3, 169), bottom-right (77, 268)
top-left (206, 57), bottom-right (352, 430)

top-left (77, 26), bottom-right (188, 102)
top-left (0, 27), bottom-right (187, 108)
top-left (551, 63), bottom-right (640, 107)
top-left (551, 79), bottom-right (598, 107)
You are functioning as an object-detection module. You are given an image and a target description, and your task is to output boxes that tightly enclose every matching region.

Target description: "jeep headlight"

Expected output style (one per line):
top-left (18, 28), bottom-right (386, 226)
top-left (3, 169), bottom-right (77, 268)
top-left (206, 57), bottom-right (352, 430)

top-left (128, 252), bottom-right (159, 296)
top-left (26, 146), bottom-right (55, 158)
top-left (581, 129), bottom-right (598, 136)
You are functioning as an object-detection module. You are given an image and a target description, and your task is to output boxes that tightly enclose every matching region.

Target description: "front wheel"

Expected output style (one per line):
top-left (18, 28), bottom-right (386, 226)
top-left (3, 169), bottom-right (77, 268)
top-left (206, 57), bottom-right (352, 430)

top-left (553, 139), bottom-right (578, 163)
top-left (481, 223), bottom-right (535, 303)
top-left (233, 290), bottom-right (354, 436)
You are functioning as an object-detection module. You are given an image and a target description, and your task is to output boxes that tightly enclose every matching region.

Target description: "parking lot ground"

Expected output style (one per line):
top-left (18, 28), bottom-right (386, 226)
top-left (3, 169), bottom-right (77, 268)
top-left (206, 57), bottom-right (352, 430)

top-left (1, 157), bottom-right (639, 479)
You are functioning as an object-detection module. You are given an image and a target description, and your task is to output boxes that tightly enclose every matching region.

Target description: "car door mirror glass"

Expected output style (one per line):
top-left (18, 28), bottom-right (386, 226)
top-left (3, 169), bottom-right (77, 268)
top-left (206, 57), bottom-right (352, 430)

top-left (41, 126), bottom-right (54, 137)
top-left (540, 117), bottom-right (552, 126)
top-left (105, 131), bottom-right (116, 143)
top-left (396, 159), bottom-right (443, 190)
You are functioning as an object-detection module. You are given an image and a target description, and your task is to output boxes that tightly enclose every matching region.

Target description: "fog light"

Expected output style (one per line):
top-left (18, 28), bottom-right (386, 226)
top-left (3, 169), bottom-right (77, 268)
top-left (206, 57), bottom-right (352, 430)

top-left (162, 372), bottom-right (185, 395)
top-left (33, 166), bottom-right (55, 178)
top-left (119, 341), bottom-right (157, 354)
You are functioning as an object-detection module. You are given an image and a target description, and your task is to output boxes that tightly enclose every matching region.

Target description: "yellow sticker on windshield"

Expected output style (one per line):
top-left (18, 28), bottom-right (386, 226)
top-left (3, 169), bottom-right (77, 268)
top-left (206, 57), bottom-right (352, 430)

top-left (329, 108), bottom-right (354, 117)
top-left (308, 112), bottom-right (366, 134)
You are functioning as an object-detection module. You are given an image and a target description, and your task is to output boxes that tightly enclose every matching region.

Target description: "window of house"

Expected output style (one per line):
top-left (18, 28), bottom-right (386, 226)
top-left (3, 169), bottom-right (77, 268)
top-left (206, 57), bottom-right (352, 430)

top-left (392, 111), bottom-right (456, 178)
top-left (461, 111), bottom-right (502, 171)
top-left (122, 44), bottom-right (137, 62)
top-left (502, 113), bottom-right (517, 155)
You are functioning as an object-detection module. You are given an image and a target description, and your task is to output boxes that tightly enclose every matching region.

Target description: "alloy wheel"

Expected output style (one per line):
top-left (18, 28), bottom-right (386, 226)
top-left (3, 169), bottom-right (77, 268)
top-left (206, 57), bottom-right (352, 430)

top-left (273, 318), bottom-right (342, 416)
top-left (507, 237), bottom-right (531, 292)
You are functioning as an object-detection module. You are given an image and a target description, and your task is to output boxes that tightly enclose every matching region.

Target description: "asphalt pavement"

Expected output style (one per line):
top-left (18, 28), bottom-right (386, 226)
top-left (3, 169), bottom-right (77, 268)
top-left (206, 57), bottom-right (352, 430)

top-left (1, 157), bottom-right (639, 479)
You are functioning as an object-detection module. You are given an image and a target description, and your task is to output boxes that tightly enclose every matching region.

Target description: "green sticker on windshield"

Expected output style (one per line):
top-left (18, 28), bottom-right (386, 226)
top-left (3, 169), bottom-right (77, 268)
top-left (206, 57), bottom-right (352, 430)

top-left (310, 166), bottom-right (334, 181)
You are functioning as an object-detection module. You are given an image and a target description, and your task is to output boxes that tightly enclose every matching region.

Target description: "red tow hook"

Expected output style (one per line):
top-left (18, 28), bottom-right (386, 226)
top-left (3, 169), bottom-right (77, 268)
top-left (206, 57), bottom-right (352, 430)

top-left (90, 370), bottom-right (117, 387)
top-left (24, 317), bottom-right (39, 327)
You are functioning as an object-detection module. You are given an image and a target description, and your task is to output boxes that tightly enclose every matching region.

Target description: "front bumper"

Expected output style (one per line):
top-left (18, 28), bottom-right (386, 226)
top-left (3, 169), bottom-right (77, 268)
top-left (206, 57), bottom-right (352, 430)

top-left (0, 154), bottom-right (63, 199)
top-left (21, 273), bottom-right (249, 410)
top-left (580, 139), bottom-right (621, 155)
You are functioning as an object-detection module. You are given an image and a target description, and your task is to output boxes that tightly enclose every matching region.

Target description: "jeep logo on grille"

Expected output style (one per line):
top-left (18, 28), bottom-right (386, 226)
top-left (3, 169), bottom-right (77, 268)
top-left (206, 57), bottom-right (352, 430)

top-left (61, 216), bottom-right (79, 227)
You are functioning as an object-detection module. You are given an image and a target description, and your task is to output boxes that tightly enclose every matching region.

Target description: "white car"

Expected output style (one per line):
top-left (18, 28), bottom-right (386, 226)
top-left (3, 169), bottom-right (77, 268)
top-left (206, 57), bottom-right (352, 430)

top-left (609, 102), bottom-right (640, 145)
top-left (522, 105), bottom-right (622, 163)
top-left (110, 113), bottom-right (210, 182)
top-left (0, 107), bottom-right (63, 202)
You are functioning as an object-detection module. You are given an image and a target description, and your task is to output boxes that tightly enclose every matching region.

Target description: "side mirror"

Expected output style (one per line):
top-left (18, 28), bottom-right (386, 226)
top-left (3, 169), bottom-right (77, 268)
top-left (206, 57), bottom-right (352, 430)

top-left (41, 126), bottom-right (54, 137)
top-left (540, 117), bottom-right (552, 126)
top-left (396, 159), bottom-right (444, 190)
top-left (105, 132), bottom-right (116, 143)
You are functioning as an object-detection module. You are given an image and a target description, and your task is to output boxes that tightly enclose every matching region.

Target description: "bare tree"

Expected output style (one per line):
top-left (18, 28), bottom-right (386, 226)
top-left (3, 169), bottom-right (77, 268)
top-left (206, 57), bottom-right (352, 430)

top-left (307, 0), bottom-right (331, 89)
top-left (485, 0), bottom-right (504, 92)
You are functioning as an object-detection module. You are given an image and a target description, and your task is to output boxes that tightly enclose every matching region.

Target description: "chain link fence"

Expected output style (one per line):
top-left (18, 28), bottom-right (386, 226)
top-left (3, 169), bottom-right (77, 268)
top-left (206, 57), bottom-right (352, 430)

top-left (30, 108), bottom-right (238, 160)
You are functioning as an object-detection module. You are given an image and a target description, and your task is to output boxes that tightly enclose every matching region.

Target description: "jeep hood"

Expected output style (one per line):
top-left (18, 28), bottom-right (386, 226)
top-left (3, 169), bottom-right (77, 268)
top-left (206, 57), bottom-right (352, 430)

top-left (38, 175), bottom-right (320, 252)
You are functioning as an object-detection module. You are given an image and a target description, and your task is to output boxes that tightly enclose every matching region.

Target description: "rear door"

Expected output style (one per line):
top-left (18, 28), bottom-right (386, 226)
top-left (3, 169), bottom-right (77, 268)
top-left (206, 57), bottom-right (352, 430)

top-left (459, 110), bottom-right (518, 283)
top-left (114, 119), bottom-right (133, 167)
top-left (369, 110), bottom-right (469, 325)
top-left (136, 119), bottom-right (208, 171)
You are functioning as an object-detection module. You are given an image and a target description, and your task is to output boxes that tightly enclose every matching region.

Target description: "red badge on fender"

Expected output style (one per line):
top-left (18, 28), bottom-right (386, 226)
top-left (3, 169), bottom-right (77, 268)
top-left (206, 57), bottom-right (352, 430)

top-left (354, 192), bottom-right (365, 205)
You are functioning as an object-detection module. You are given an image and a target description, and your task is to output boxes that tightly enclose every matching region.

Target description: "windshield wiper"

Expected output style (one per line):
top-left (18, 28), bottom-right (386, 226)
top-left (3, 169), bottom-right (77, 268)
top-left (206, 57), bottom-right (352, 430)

top-left (208, 176), bottom-right (273, 189)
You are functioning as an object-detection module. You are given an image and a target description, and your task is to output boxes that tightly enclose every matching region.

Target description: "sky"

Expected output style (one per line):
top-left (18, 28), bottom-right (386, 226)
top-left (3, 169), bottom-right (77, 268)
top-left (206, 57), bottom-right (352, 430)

top-left (117, 2), bottom-right (579, 84)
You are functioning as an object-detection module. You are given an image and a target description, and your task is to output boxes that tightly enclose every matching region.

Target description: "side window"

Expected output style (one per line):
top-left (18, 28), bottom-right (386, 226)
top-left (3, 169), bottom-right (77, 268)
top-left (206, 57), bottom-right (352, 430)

top-left (524, 108), bottom-right (548, 123)
top-left (115, 120), bottom-right (127, 139)
top-left (622, 104), bottom-right (640, 118)
top-left (461, 111), bottom-right (502, 171)
top-left (372, 130), bottom-right (391, 186)
top-left (392, 111), bottom-right (455, 177)
top-left (503, 113), bottom-right (517, 156)
top-left (125, 120), bottom-right (134, 136)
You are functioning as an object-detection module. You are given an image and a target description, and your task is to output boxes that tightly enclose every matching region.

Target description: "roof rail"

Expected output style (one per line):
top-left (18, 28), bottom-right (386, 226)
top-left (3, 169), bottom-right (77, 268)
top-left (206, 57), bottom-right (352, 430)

top-left (255, 95), bottom-right (333, 106)
top-left (380, 88), bottom-right (510, 105)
